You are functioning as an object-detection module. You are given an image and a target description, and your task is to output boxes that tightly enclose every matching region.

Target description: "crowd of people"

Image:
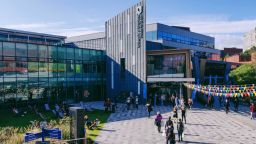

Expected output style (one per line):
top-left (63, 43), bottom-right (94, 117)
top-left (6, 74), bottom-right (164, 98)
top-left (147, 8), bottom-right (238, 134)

top-left (152, 96), bottom-right (187, 144)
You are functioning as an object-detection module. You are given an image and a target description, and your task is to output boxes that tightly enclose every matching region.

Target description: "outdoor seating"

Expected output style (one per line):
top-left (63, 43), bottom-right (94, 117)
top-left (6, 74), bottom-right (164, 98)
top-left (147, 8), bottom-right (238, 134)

top-left (39, 113), bottom-right (46, 121)
top-left (52, 110), bottom-right (57, 117)
top-left (44, 104), bottom-right (51, 111)
top-left (88, 119), bottom-right (101, 130)
top-left (55, 104), bottom-right (60, 111)
top-left (58, 111), bottom-right (64, 118)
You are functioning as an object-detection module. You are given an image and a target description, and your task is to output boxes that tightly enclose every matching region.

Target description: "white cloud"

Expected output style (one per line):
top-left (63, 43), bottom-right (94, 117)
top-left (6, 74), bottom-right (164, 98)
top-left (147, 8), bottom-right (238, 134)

top-left (178, 20), bottom-right (256, 34)
top-left (54, 27), bottom-right (104, 37)
top-left (3, 22), bottom-right (65, 30)
top-left (1, 22), bottom-right (104, 37)
top-left (209, 34), bottom-right (244, 50)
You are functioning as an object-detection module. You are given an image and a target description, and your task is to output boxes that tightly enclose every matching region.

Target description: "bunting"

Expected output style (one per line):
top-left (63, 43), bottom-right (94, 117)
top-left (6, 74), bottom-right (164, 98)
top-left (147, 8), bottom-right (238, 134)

top-left (184, 83), bottom-right (256, 97)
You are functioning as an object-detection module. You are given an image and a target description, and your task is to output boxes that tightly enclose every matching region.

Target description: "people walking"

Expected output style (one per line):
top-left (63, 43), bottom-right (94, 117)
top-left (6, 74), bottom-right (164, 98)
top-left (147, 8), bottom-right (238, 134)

top-left (135, 96), bottom-right (139, 110)
top-left (126, 96), bottom-right (131, 110)
top-left (225, 98), bottom-right (230, 114)
top-left (173, 106), bottom-right (178, 122)
top-left (218, 96), bottom-right (223, 108)
top-left (146, 102), bottom-right (153, 118)
top-left (155, 112), bottom-right (163, 133)
top-left (250, 103), bottom-right (255, 119)
top-left (175, 96), bottom-right (179, 107)
top-left (188, 98), bottom-right (193, 109)
top-left (165, 116), bottom-right (173, 130)
top-left (171, 94), bottom-right (175, 108)
top-left (177, 118), bottom-right (184, 142)
top-left (181, 105), bottom-right (186, 124)
top-left (161, 94), bottom-right (165, 106)
top-left (234, 97), bottom-right (239, 112)
top-left (166, 121), bottom-right (175, 144)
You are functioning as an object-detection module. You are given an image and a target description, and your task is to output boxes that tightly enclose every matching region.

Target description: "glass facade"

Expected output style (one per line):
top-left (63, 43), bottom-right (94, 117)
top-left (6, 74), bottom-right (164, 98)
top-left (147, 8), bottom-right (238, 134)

top-left (0, 41), bottom-right (106, 104)
top-left (147, 54), bottom-right (186, 77)
top-left (146, 31), bottom-right (214, 49)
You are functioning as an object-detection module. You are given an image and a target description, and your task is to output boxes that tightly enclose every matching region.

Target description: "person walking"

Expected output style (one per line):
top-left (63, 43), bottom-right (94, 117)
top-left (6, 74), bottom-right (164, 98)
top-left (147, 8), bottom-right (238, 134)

top-left (126, 96), bottom-right (131, 110)
top-left (166, 122), bottom-right (175, 144)
top-left (225, 98), bottom-right (230, 114)
top-left (161, 94), bottom-right (165, 106)
top-left (165, 116), bottom-right (173, 130)
top-left (135, 96), bottom-right (139, 110)
top-left (173, 106), bottom-right (178, 122)
top-left (155, 112), bottom-right (163, 133)
top-left (188, 98), bottom-right (193, 109)
top-left (234, 97), bottom-right (239, 112)
top-left (250, 103), bottom-right (255, 119)
top-left (177, 118), bottom-right (184, 142)
top-left (175, 96), bottom-right (179, 107)
top-left (181, 105), bottom-right (186, 124)
top-left (218, 96), bottom-right (223, 108)
top-left (171, 94), bottom-right (175, 108)
top-left (146, 102), bottom-right (153, 118)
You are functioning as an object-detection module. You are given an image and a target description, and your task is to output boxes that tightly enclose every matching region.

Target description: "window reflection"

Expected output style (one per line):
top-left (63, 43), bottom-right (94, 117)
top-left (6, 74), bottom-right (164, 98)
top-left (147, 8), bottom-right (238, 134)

top-left (147, 54), bottom-right (186, 77)
top-left (0, 41), bottom-right (105, 103)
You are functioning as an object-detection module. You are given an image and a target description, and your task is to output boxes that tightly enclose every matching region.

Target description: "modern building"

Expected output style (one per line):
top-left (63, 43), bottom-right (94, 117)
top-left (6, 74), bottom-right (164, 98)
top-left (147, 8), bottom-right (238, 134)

top-left (1, 0), bottom-right (232, 105)
top-left (221, 47), bottom-right (243, 57)
top-left (67, 1), bottom-right (226, 102)
top-left (244, 27), bottom-right (256, 50)
top-left (0, 28), bottom-right (106, 105)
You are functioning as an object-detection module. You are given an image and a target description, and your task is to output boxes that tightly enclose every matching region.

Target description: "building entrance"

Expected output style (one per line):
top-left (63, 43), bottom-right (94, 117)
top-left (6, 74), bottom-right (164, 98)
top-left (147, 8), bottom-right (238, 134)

top-left (147, 82), bottom-right (187, 106)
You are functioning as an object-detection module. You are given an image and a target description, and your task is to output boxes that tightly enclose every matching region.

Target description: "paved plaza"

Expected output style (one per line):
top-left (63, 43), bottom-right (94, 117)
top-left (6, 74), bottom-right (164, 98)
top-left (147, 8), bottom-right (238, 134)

top-left (95, 104), bottom-right (256, 144)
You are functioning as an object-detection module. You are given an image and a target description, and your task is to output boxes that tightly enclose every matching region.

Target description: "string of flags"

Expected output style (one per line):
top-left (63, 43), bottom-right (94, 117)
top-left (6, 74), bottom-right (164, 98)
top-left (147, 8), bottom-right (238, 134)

top-left (184, 83), bottom-right (256, 97)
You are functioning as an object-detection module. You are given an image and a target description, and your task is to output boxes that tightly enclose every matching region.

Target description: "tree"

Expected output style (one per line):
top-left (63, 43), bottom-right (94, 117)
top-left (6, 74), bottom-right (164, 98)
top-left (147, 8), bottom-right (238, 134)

top-left (229, 62), bottom-right (256, 84)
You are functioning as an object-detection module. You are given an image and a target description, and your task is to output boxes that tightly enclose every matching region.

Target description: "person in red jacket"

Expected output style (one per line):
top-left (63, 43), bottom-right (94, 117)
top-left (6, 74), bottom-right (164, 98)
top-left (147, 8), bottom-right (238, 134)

top-left (250, 103), bottom-right (255, 119)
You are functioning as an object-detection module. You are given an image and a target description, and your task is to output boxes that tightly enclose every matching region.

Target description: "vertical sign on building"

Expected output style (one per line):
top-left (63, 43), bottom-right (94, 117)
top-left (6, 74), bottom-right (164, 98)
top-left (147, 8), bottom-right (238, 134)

top-left (136, 5), bottom-right (144, 49)
top-left (106, 0), bottom-right (146, 99)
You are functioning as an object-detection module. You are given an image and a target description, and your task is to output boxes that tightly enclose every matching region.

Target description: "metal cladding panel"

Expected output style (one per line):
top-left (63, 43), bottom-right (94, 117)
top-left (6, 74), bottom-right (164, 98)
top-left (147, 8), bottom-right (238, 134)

top-left (106, 0), bottom-right (146, 100)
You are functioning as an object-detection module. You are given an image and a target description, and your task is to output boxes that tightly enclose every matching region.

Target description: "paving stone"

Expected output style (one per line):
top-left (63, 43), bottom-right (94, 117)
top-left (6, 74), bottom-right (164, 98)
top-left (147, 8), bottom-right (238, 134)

top-left (95, 103), bottom-right (256, 144)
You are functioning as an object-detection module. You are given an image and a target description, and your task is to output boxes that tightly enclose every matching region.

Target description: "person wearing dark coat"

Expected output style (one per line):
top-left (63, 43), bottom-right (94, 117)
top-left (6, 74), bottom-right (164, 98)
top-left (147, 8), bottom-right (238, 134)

top-left (225, 98), bottom-right (230, 114)
top-left (146, 102), bottom-right (153, 118)
top-left (166, 122), bottom-right (175, 144)
top-left (177, 119), bottom-right (184, 142)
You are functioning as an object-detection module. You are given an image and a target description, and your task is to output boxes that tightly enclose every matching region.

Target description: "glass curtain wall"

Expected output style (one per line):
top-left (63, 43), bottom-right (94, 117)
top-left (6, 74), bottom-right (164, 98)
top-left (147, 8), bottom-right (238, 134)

top-left (147, 54), bottom-right (186, 77)
top-left (0, 41), bottom-right (105, 104)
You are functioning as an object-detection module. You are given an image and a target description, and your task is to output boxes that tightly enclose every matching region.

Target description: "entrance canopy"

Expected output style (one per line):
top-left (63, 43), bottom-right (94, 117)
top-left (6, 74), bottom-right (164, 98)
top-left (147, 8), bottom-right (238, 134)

top-left (147, 77), bottom-right (195, 83)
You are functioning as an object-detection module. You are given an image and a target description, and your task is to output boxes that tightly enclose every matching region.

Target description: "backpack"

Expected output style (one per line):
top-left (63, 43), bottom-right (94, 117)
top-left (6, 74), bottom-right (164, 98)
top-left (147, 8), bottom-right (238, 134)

top-left (178, 122), bottom-right (184, 132)
top-left (166, 126), bottom-right (174, 138)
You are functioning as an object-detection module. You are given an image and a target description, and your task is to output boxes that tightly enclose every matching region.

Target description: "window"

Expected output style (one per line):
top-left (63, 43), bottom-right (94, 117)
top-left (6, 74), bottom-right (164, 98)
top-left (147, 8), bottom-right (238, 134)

top-left (16, 43), bottom-right (27, 57)
top-left (58, 47), bottom-right (66, 60)
top-left (28, 44), bottom-right (38, 57)
top-left (120, 58), bottom-right (125, 79)
top-left (39, 45), bottom-right (47, 58)
top-left (67, 48), bottom-right (74, 60)
top-left (28, 62), bottom-right (38, 77)
top-left (3, 61), bottom-right (16, 77)
top-left (48, 46), bottom-right (58, 61)
top-left (75, 48), bottom-right (83, 60)
top-left (0, 42), bottom-right (2, 56)
top-left (3, 42), bottom-right (15, 56)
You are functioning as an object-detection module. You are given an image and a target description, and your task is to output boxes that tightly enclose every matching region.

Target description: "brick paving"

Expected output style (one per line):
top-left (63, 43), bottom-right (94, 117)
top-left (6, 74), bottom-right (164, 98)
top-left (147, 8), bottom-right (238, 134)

top-left (95, 104), bottom-right (256, 144)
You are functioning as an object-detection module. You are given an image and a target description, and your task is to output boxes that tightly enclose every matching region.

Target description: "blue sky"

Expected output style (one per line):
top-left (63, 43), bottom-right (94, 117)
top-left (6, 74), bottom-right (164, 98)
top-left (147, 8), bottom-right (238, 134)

top-left (1, 0), bottom-right (256, 49)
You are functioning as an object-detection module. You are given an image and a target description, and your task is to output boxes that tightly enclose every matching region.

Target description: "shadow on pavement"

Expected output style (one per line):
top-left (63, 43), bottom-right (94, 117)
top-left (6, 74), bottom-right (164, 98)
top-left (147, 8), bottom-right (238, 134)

top-left (181, 141), bottom-right (215, 144)
top-left (186, 123), bottom-right (219, 127)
